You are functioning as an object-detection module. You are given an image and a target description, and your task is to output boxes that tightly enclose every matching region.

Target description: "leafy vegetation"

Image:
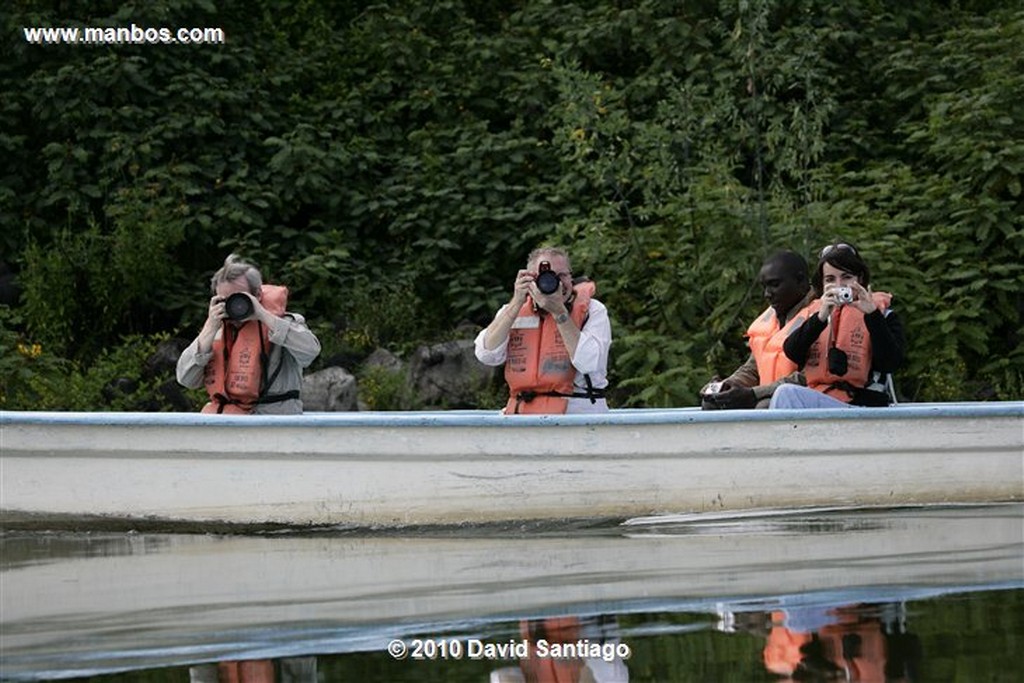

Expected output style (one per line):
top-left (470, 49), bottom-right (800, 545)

top-left (2, 0), bottom-right (1020, 409)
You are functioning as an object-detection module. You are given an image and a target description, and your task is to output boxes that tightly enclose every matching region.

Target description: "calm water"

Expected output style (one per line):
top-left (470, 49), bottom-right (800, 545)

top-left (2, 505), bottom-right (1022, 682)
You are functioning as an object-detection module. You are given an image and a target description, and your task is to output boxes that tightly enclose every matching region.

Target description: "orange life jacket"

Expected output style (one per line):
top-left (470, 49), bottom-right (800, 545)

top-left (504, 282), bottom-right (595, 415)
top-left (804, 292), bottom-right (892, 403)
top-left (746, 302), bottom-right (814, 384)
top-left (764, 614), bottom-right (888, 681)
top-left (519, 618), bottom-right (584, 683)
top-left (216, 660), bottom-right (275, 683)
top-left (763, 624), bottom-right (813, 676)
top-left (818, 615), bottom-right (888, 682)
top-left (202, 284), bottom-right (289, 414)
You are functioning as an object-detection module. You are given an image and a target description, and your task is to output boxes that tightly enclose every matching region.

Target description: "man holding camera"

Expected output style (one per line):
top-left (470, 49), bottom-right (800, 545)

top-left (176, 254), bottom-right (321, 414)
top-left (702, 250), bottom-right (816, 410)
top-left (475, 247), bottom-right (611, 414)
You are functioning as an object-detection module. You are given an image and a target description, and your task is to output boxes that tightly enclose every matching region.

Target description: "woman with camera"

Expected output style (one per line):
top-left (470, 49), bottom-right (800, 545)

top-left (474, 246), bottom-right (611, 414)
top-left (769, 242), bottom-right (905, 409)
top-left (176, 254), bottom-right (321, 414)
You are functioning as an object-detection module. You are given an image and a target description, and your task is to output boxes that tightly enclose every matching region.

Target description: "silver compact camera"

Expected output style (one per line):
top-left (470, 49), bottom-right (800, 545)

top-left (836, 286), bottom-right (854, 304)
top-left (700, 380), bottom-right (724, 397)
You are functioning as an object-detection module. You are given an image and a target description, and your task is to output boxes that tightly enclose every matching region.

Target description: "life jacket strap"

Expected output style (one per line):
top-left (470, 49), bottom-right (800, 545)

top-left (211, 389), bottom-right (301, 413)
top-left (211, 392), bottom-right (237, 414)
top-left (514, 379), bottom-right (607, 408)
top-left (827, 380), bottom-right (892, 407)
top-left (257, 390), bottom-right (301, 405)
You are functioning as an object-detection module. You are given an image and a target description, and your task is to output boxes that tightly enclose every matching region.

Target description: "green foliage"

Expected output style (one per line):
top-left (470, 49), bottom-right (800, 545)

top-left (834, 9), bottom-right (1024, 400)
top-left (1, 316), bottom-right (184, 411)
top-left (1, 0), bottom-right (1021, 409)
top-left (356, 365), bottom-right (414, 411)
top-left (0, 306), bottom-right (68, 408)
top-left (306, 272), bottom-right (433, 362)
top-left (543, 3), bottom-right (1023, 404)
top-left (38, 333), bottom-right (186, 412)
top-left (611, 331), bottom-right (701, 408)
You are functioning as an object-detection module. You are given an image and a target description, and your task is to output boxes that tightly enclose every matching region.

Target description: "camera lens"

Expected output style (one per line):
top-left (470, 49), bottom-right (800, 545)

top-left (535, 270), bottom-right (561, 295)
top-left (224, 292), bottom-right (254, 321)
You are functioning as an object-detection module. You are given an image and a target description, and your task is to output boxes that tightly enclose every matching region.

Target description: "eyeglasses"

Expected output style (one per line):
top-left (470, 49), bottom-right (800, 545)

top-left (819, 243), bottom-right (857, 258)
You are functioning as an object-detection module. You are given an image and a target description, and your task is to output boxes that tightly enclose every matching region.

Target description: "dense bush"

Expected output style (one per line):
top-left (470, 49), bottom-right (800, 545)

top-left (1, 0), bottom-right (1020, 409)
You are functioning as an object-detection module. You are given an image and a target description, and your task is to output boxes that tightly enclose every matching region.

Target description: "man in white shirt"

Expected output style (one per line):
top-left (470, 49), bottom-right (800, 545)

top-left (474, 247), bottom-right (611, 414)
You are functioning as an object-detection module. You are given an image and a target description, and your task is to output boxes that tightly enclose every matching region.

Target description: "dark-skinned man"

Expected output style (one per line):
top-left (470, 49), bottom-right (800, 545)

top-left (702, 250), bottom-right (815, 409)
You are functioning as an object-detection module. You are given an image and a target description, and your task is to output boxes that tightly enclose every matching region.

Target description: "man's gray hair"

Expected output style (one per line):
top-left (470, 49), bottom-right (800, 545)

top-left (210, 254), bottom-right (262, 295)
top-left (527, 246), bottom-right (572, 273)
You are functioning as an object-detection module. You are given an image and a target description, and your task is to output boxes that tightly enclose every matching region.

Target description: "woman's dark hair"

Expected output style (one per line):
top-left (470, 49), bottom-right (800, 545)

top-left (812, 241), bottom-right (870, 295)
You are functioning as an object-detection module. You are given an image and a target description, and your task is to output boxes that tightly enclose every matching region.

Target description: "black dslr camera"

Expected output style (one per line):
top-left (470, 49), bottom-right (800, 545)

top-left (535, 261), bottom-right (561, 295)
top-left (827, 347), bottom-right (848, 376)
top-left (223, 292), bottom-right (254, 321)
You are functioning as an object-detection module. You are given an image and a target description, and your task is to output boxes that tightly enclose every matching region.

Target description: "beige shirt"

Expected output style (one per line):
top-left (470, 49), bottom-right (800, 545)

top-left (176, 313), bottom-right (321, 414)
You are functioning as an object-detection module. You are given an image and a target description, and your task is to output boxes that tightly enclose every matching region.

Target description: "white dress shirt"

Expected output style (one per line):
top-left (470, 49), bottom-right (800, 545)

top-left (474, 299), bottom-right (611, 413)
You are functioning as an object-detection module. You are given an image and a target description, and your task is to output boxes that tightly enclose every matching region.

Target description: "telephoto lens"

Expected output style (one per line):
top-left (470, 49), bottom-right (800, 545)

top-left (535, 270), bottom-right (561, 295)
top-left (224, 292), bottom-right (254, 321)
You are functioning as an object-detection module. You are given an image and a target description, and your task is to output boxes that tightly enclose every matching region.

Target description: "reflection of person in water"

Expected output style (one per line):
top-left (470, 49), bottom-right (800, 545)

top-left (762, 603), bottom-right (921, 681)
top-left (188, 657), bottom-right (317, 683)
top-left (490, 615), bottom-right (629, 683)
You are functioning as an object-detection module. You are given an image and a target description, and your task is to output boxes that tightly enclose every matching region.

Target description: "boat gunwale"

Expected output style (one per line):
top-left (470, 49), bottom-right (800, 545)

top-left (2, 401), bottom-right (1022, 430)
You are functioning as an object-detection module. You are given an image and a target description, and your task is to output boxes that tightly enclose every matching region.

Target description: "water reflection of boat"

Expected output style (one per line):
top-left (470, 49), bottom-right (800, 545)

top-left (1, 402), bottom-right (1022, 530)
top-left (718, 601), bottom-right (922, 681)
top-left (763, 603), bottom-right (920, 682)
top-left (1, 506), bottom-right (1020, 680)
top-left (189, 657), bottom-right (317, 683)
top-left (491, 616), bottom-right (629, 683)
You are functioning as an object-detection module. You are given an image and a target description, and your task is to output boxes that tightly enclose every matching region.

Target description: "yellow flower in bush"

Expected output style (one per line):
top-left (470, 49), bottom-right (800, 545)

top-left (16, 342), bottom-right (42, 358)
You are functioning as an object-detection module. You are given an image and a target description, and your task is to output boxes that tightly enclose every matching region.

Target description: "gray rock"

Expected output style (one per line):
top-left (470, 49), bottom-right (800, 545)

top-left (145, 337), bottom-right (190, 378)
top-left (302, 366), bottom-right (358, 412)
top-left (362, 347), bottom-right (405, 373)
top-left (407, 339), bottom-right (498, 408)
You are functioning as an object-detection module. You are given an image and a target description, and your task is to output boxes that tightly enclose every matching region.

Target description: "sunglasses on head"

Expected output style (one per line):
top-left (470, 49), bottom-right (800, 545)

top-left (820, 243), bottom-right (858, 258)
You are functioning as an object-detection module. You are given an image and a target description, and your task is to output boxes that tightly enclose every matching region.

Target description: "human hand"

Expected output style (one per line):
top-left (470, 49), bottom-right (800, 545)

top-left (510, 269), bottom-right (533, 308)
top-left (699, 377), bottom-right (723, 410)
top-left (820, 283), bottom-right (875, 320)
top-left (196, 295), bottom-right (228, 353)
top-left (528, 281), bottom-right (568, 316)
top-left (818, 286), bottom-right (840, 321)
top-left (204, 295), bottom-right (227, 330)
top-left (848, 281), bottom-right (877, 315)
top-left (713, 386), bottom-right (757, 409)
top-left (243, 292), bottom-right (273, 324)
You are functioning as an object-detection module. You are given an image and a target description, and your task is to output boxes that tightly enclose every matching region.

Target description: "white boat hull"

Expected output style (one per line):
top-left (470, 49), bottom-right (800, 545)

top-left (2, 403), bottom-right (1022, 529)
